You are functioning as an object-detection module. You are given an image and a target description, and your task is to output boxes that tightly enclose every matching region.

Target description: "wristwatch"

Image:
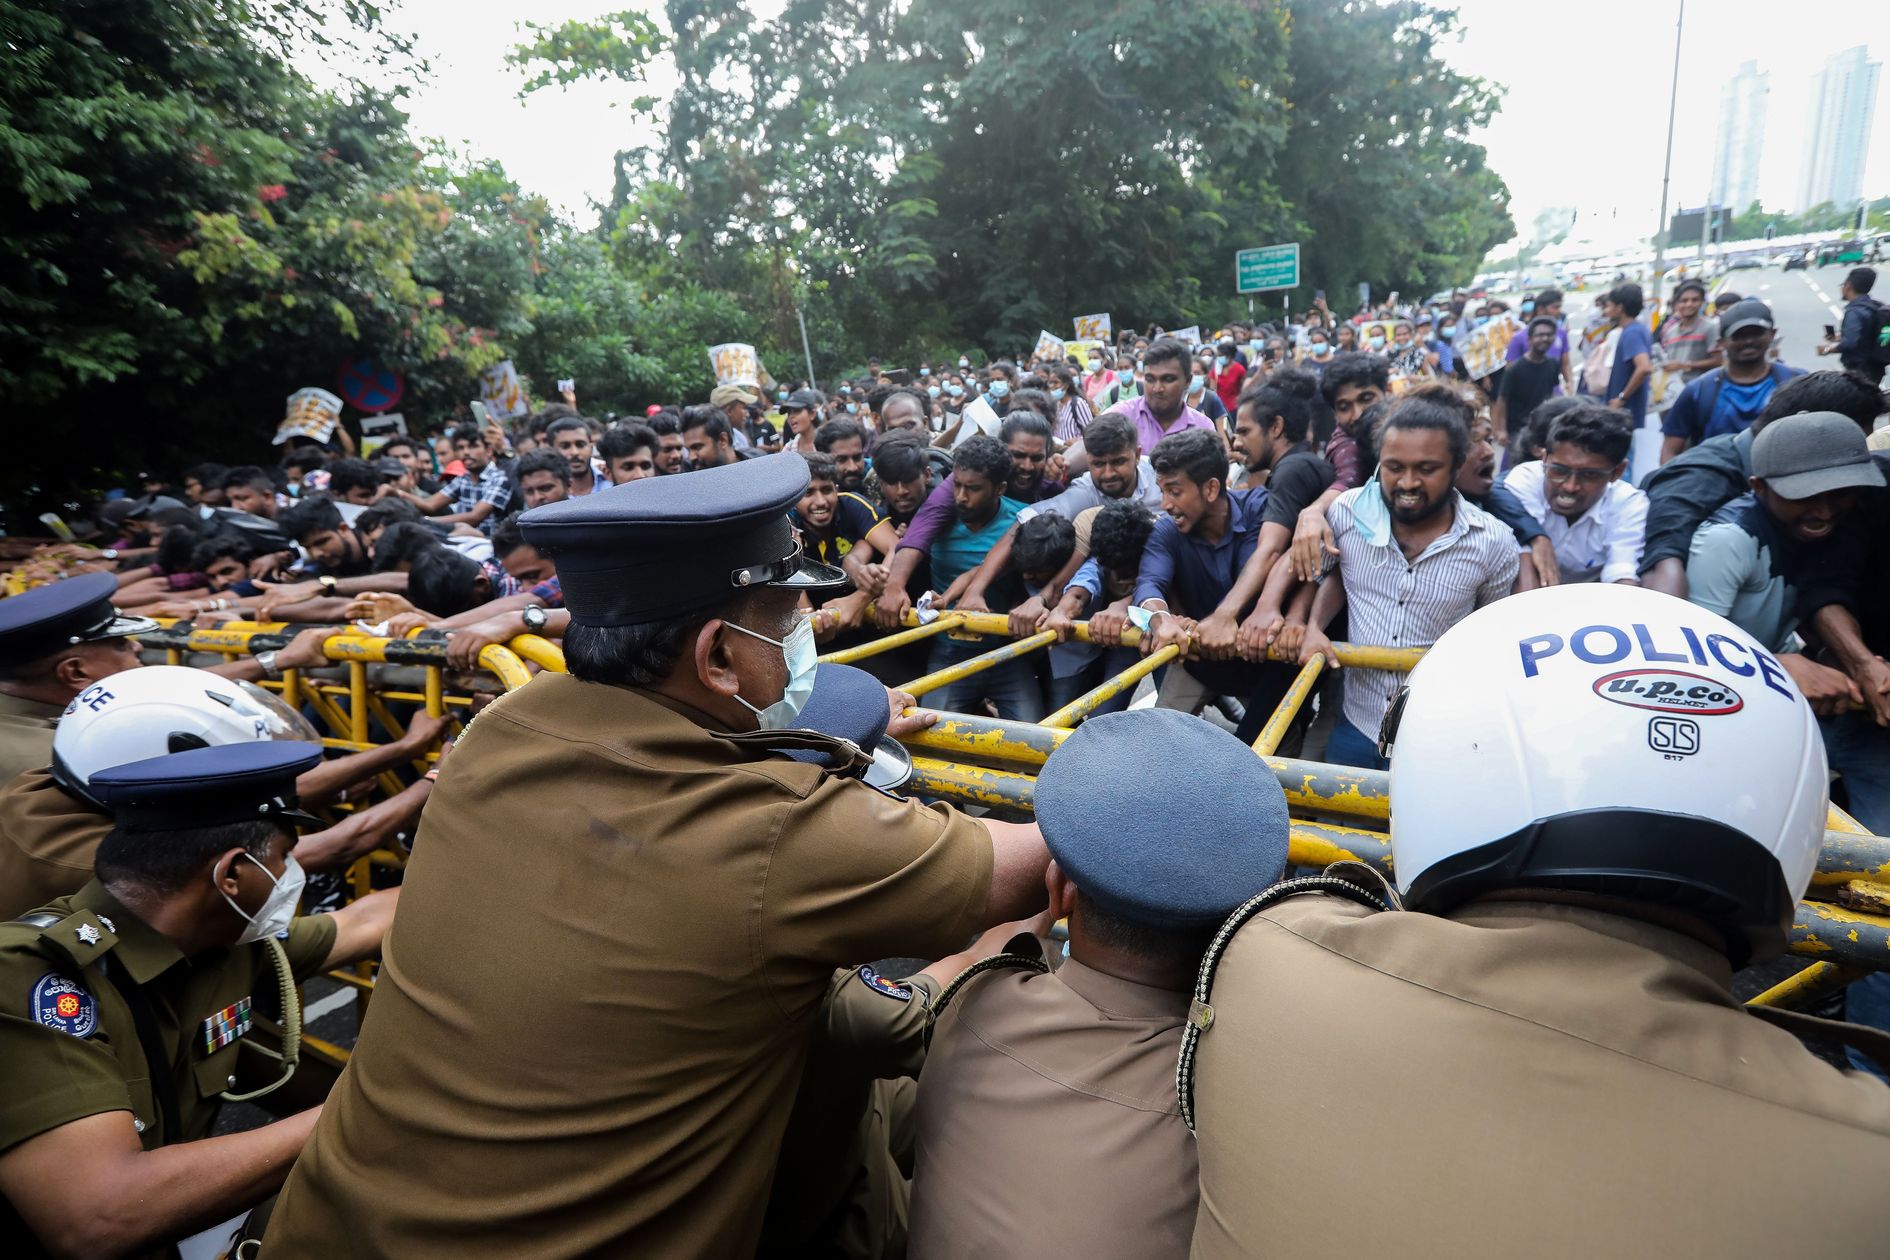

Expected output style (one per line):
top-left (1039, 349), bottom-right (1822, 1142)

top-left (256, 650), bottom-right (282, 680)
top-left (318, 575), bottom-right (339, 594)
top-left (520, 605), bottom-right (549, 633)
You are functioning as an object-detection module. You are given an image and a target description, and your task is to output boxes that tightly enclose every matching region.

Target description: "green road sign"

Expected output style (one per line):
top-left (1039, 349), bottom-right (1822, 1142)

top-left (1235, 242), bottom-right (1299, 294)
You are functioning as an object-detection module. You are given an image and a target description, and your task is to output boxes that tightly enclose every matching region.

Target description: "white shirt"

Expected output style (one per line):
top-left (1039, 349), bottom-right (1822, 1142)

top-left (1503, 460), bottom-right (1648, 584)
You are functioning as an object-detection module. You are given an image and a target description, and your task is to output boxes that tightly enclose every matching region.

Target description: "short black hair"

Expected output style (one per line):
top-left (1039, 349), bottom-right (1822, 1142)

top-left (679, 405), bottom-right (730, 443)
top-left (815, 417), bottom-right (868, 451)
top-left (1673, 279), bottom-right (1707, 300)
top-left (490, 512), bottom-right (530, 563)
top-left (1074, 888), bottom-right (1214, 970)
top-left (1755, 370), bottom-right (1887, 435)
top-left (372, 521), bottom-right (442, 571)
top-left (1238, 366), bottom-right (1319, 444)
top-left (356, 497), bottom-right (421, 535)
top-left (222, 465), bottom-right (276, 493)
top-left (999, 411), bottom-right (1052, 446)
top-left (1007, 388), bottom-right (1056, 425)
top-left (545, 416), bottom-right (594, 443)
top-left (377, 435), bottom-right (417, 459)
top-left (1547, 403), bottom-right (1632, 465)
top-left (280, 447), bottom-right (325, 476)
top-left (1847, 266), bottom-right (1876, 296)
top-left (1319, 352), bottom-right (1391, 405)
top-left (646, 411), bottom-right (682, 437)
top-left (798, 450), bottom-right (838, 486)
top-left (325, 458), bottom-right (378, 500)
top-left (155, 521), bottom-right (207, 574)
top-left (1141, 337), bottom-right (1192, 378)
top-left (187, 533), bottom-right (253, 575)
top-left (277, 494), bottom-right (345, 545)
top-left (1535, 288), bottom-right (1564, 308)
top-left (564, 587), bottom-right (780, 688)
top-left (1607, 282), bottom-right (1644, 318)
top-left (515, 448), bottom-right (571, 485)
top-left (598, 422), bottom-right (657, 462)
top-left (1088, 499), bottom-right (1156, 573)
top-left (1528, 316), bottom-right (1559, 335)
top-left (97, 818), bottom-right (283, 897)
top-left (1149, 429), bottom-right (1227, 489)
top-left (1083, 414), bottom-right (1137, 459)
top-left (408, 544), bottom-right (485, 618)
top-left (185, 461), bottom-right (229, 489)
top-left (1518, 394), bottom-right (1585, 460)
top-left (1378, 385), bottom-right (1473, 470)
top-left (952, 434), bottom-right (1012, 488)
top-left (1013, 513), bottom-right (1076, 576)
top-left (872, 434), bottom-right (930, 485)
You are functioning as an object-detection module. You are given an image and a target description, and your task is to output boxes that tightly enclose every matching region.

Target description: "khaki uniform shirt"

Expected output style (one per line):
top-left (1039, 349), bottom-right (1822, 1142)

top-left (1188, 894), bottom-right (1890, 1258)
top-left (0, 769), bottom-right (112, 921)
top-left (266, 674), bottom-right (993, 1259)
top-left (0, 881), bottom-right (335, 1259)
top-left (0, 693), bottom-right (60, 788)
top-left (761, 966), bottom-right (941, 1259)
top-left (908, 957), bottom-right (1198, 1260)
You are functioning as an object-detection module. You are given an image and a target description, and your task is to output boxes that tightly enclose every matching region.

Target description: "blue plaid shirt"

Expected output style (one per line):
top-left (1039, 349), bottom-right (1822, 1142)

top-left (446, 462), bottom-right (512, 534)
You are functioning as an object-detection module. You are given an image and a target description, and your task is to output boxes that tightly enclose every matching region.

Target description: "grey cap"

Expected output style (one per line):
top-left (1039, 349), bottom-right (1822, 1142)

top-left (1719, 298), bottom-right (1775, 338)
top-left (1750, 411), bottom-right (1886, 500)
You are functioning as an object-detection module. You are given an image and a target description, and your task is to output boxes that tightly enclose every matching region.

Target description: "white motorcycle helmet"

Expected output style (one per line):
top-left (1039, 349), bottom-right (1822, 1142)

top-left (52, 665), bottom-right (323, 803)
top-left (1382, 584), bottom-right (1826, 964)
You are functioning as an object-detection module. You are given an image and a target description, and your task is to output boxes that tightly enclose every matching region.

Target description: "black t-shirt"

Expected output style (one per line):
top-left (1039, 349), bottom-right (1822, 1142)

top-left (1260, 448), bottom-right (1339, 529)
top-left (1500, 356), bottom-right (1560, 427)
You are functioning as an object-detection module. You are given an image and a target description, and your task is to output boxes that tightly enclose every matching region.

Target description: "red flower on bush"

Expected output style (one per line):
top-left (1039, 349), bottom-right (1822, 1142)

top-left (258, 184), bottom-right (288, 203)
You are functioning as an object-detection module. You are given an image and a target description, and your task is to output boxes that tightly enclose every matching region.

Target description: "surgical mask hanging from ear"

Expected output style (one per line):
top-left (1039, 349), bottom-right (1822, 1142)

top-left (218, 852), bottom-right (305, 945)
top-left (727, 617), bottom-right (818, 729)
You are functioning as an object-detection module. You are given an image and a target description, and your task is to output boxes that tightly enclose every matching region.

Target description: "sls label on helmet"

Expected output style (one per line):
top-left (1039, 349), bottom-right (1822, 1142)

top-left (1594, 669), bottom-right (1742, 715)
top-left (1648, 716), bottom-right (1701, 757)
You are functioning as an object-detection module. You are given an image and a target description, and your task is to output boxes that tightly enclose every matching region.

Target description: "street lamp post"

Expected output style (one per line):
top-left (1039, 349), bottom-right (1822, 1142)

top-left (1650, 0), bottom-right (1685, 298)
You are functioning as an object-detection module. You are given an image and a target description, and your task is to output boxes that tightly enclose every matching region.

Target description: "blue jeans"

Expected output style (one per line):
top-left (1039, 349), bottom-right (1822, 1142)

top-left (1824, 711), bottom-right (1890, 1076)
top-left (1324, 715), bottom-right (1388, 771)
top-left (924, 638), bottom-right (1045, 722)
top-left (1046, 647), bottom-right (1142, 718)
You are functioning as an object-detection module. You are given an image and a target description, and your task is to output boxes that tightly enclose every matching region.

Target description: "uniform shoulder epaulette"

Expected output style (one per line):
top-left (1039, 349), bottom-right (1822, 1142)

top-left (932, 951), bottom-right (1050, 1021)
top-left (5, 906), bottom-right (121, 1042)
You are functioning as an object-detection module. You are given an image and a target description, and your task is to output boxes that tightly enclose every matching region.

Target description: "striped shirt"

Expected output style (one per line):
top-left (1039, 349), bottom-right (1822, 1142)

top-left (1052, 393), bottom-right (1096, 443)
top-left (1325, 486), bottom-right (1519, 734)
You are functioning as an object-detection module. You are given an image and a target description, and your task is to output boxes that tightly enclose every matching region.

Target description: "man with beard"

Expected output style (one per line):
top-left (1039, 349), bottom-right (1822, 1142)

top-left (1503, 406), bottom-right (1647, 586)
top-left (546, 417), bottom-right (607, 497)
top-left (815, 419), bottom-right (871, 494)
top-left (647, 412), bottom-right (688, 475)
top-left (1297, 388), bottom-right (1521, 769)
top-left (277, 495), bottom-right (373, 579)
top-left (1659, 300), bottom-right (1801, 464)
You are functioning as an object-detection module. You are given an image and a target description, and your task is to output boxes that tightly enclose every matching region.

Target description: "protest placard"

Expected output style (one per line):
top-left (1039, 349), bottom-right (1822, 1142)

top-left (479, 360), bottom-right (529, 419)
top-left (273, 388), bottom-right (343, 446)
top-left (1072, 313), bottom-right (1111, 341)
top-left (709, 342), bottom-right (762, 388)
top-left (1033, 330), bottom-right (1067, 362)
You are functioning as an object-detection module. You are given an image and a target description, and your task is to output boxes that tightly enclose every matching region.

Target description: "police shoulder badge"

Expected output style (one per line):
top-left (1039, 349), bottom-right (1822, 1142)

top-left (856, 965), bottom-right (914, 1002)
top-left (31, 973), bottom-right (98, 1039)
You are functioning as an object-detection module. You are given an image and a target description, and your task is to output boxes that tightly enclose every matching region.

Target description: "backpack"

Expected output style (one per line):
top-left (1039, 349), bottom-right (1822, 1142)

top-left (1864, 299), bottom-right (1890, 367)
top-left (1687, 362), bottom-right (1797, 432)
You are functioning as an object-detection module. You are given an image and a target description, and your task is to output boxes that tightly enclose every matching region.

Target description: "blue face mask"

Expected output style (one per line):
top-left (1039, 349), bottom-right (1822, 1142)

top-left (989, 380), bottom-right (1009, 398)
top-left (845, 402), bottom-right (859, 414)
top-left (1474, 315), bottom-right (1490, 328)
top-left (1214, 356), bottom-right (1229, 370)
top-left (947, 383), bottom-right (964, 397)
top-left (1440, 324), bottom-right (1455, 337)
top-left (920, 367), bottom-right (930, 377)
top-left (1367, 334), bottom-right (1386, 350)
top-left (1087, 358), bottom-right (1102, 372)
top-left (1311, 342), bottom-right (1331, 357)
top-left (928, 384), bottom-right (941, 398)
top-left (727, 618), bottom-right (818, 729)
top-left (1249, 340), bottom-right (1263, 354)
top-left (1520, 301), bottom-right (1535, 315)
top-left (777, 389), bottom-right (788, 400)
top-left (1120, 369), bottom-right (1136, 384)
top-left (1050, 387), bottom-right (1066, 400)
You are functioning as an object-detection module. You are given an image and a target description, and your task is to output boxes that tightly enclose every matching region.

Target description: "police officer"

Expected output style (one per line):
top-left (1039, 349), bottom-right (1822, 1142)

top-left (267, 455), bottom-right (1051, 1257)
top-left (907, 708), bottom-right (1293, 1260)
top-left (0, 742), bottom-right (398, 1259)
top-left (0, 574), bottom-right (346, 788)
top-left (1182, 583), bottom-right (1890, 1258)
top-left (759, 662), bottom-right (1050, 1260)
top-left (0, 665), bottom-right (431, 919)
top-left (0, 573), bottom-right (157, 784)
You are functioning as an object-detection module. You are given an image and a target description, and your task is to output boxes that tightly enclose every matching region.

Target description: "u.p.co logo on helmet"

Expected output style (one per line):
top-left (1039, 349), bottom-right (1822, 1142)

top-left (1593, 669), bottom-right (1743, 715)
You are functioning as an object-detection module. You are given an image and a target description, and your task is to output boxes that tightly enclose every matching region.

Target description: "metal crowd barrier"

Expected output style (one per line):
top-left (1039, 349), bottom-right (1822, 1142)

top-left (140, 613), bottom-right (1890, 1006)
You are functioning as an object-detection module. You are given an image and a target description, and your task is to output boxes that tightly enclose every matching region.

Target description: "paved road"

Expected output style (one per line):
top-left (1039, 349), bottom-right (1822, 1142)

top-left (1714, 262), bottom-right (1853, 369)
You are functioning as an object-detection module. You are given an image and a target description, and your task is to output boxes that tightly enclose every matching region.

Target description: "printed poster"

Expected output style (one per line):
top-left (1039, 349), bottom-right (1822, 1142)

top-left (273, 387), bottom-right (343, 446)
top-left (479, 360), bottom-right (530, 419)
top-left (709, 342), bottom-right (762, 388)
top-left (1072, 313), bottom-right (1111, 341)
top-left (1033, 330), bottom-right (1067, 362)
top-left (1459, 314), bottom-right (1519, 382)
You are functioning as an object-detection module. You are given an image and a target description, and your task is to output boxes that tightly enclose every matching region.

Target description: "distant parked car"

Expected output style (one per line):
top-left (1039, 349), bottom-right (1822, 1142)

top-left (1783, 252), bottom-right (1809, 271)
top-left (1726, 256), bottom-right (1764, 271)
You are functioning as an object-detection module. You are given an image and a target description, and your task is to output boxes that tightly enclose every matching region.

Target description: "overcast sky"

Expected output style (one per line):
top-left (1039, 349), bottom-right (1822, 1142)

top-left (303, 0), bottom-right (1890, 254)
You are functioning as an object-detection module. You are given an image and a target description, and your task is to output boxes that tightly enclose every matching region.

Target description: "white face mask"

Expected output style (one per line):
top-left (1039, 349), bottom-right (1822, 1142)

top-left (727, 617), bottom-right (818, 729)
top-left (219, 852), bottom-right (305, 945)
top-left (959, 357), bottom-right (970, 369)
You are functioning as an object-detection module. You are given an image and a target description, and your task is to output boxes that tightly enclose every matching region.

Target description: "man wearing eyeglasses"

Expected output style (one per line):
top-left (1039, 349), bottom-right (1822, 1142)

top-left (1502, 404), bottom-right (1648, 585)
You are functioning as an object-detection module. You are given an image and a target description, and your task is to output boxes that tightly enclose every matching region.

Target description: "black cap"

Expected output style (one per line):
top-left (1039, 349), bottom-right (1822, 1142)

top-left (517, 454), bottom-right (847, 626)
top-left (88, 741), bottom-right (328, 833)
top-left (783, 389), bottom-right (823, 411)
top-left (1720, 298), bottom-right (1775, 337)
top-left (124, 495), bottom-right (188, 520)
top-left (0, 574), bottom-right (159, 667)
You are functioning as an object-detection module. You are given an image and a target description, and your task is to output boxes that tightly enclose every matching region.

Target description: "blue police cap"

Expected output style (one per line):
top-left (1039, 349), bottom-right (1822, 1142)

top-left (778, 662), bottom-right (914, 791)
top-left (88, 741), bottom-right (328, 833)
top-left (1034, 709), bottom-right (1291, 930)
top-left (0, 573), bottom-right (159, 667)
top-left (517, 454), bottom-right (847, 626)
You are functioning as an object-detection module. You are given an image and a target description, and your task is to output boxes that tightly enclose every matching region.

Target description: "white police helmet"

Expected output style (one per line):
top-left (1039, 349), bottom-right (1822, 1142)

top-left (1382, 584), bottom-right (1826, 964)
top-left (52, 665), bottom-right (322, 799)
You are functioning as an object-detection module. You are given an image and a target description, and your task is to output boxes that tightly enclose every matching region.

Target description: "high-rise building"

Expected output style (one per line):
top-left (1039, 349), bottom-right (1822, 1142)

top-left (1797, 45), bottom-right (1881, 212)
top-left (1711, 61), bottom-right (1769, 214)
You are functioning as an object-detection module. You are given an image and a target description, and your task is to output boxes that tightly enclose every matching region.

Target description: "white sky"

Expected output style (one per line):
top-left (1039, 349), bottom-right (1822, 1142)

top-left (302, 0), bottom-right (1890, 252)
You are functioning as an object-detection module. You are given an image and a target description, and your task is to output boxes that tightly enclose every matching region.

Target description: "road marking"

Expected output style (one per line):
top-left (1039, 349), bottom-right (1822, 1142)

top-left (303, 987), bottom-right (357, 1025)
top-left (1799, 272), bottom-right (1843, 320)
